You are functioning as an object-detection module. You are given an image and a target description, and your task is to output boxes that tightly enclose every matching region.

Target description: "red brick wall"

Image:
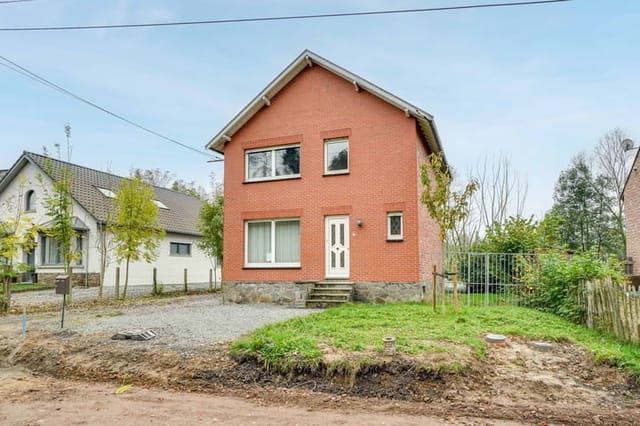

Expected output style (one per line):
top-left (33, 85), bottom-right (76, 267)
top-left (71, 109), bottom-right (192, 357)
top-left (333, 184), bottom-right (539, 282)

top-left (222, 65), bottom-right (440, 283)
top-left (625, 154), bottom-right (640, 272)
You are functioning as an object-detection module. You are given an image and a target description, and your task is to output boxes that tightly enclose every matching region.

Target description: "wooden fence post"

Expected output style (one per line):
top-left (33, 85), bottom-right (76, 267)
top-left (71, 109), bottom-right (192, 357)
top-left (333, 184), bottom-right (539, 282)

top-left (115, 267), bottom-right (120, 300)
top-left (209, 268), bottom-right (213, 291)
top-left (183, 268), bottom-right (188, 293)
top-left (153, 267), bottom-right (157, 295)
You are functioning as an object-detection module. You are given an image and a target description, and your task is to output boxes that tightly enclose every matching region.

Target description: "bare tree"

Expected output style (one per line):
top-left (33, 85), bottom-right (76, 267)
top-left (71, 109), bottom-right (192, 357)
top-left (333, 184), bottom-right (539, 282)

top-left (474, 155), bottom-right (528, 229)
top-left (594, 128), bottom-right (632, 256)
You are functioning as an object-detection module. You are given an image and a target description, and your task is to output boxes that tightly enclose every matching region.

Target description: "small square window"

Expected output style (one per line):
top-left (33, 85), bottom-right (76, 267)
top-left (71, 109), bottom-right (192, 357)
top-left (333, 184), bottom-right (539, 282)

top-left (387, 212), bottom-right (403, 241)
top-left (324, 139), bottom-right (348, 174)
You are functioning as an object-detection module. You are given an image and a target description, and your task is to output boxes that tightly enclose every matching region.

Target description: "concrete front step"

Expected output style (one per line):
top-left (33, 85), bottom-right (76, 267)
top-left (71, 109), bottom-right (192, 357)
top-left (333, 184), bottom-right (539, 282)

top-left (305, 281), bottom-right (354, 308)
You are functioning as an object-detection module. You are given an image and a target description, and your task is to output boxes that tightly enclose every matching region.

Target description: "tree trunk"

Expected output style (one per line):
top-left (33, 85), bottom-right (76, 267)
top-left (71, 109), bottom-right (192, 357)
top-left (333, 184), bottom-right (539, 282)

top-left (2, 278), bottom-right (11, 313)
top-left (65, 263), bottom-right (72, 305)
top-left (123, 257), bottom-right (130, 300)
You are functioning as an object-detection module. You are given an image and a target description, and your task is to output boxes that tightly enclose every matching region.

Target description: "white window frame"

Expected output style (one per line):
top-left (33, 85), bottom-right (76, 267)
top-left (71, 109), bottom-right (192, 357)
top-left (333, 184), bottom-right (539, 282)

top-left (245, 144), bottom-right (301, 182)
top-left (244, 218), bottom-right (301, 268)
top-left (170, 242), bottom-right (192, 257)
top-left (387, 212), bottom-right (403, 241)
top-left (324, 138), bottom-right (349, 175)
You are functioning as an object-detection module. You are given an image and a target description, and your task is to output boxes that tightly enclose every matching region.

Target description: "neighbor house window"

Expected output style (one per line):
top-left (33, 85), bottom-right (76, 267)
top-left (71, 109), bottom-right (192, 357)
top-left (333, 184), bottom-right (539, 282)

top-left (41, 235), bottom-right (85, 265)
top-left (25, 190), bottom-right (35, 211)
top-left (245, 144), bottom-right (300, 181)
top-left (170, 242), bottom-right (191, 256)
top-left (324, 138), bottom-right (348, 174)
top-left (245, 218), bottom-right (300, 267)
top-left (41, 235), bottom-right (62, 265)
top-left (387, 212), bottom-right (403, 241)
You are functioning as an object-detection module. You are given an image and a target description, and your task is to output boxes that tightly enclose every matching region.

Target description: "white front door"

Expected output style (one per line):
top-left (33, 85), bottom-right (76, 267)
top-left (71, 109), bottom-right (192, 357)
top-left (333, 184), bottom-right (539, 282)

top-left (325, 215), bottom-right (349, 278)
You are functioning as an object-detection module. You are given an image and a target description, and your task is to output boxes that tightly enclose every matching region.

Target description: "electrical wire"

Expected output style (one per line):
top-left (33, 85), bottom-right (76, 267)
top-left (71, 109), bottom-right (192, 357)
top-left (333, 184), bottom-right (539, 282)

top-left (0, 0), bottom-right (572, 31)
top-left (0, 55), bottom-right (214, 158)
top-left (0, 0), bottom-right (33, 4)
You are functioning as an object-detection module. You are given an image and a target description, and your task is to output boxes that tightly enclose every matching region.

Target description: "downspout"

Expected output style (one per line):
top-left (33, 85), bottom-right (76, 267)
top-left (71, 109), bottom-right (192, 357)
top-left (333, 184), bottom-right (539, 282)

top-left (85, 230), bottom-right (89, 287)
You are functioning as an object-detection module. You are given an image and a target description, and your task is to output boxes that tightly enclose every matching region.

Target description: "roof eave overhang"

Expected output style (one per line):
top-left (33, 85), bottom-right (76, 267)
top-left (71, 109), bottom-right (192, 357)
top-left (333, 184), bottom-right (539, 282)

top-left (205, 50), bottom-right (445, 163)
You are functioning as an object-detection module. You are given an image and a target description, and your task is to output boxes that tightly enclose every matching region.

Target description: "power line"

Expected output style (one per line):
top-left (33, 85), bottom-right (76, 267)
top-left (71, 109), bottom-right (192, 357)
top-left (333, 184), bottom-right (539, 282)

top-left (0, 0), bottom-right (572, 32)
top-left (0, 0), bottom-right (33, 4)
top-left (0, 55), bottom-right (214, 158)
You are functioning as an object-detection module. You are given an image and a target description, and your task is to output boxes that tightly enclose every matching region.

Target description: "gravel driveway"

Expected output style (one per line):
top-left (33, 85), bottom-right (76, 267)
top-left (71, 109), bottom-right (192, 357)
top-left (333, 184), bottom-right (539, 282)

top-left (74, 294), bottom-right (321, 349)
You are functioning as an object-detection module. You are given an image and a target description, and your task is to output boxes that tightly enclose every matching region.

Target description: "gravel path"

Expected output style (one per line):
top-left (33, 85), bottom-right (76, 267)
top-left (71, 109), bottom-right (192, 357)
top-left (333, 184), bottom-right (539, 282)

top-left (72, 294), bottom-right (321, 348)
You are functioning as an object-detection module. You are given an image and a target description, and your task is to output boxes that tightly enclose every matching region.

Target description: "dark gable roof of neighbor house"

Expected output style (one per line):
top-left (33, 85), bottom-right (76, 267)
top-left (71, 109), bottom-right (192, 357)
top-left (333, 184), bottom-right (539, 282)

top-left (206, 49), bottom-right (445, 163)
top-left (0, 152), bottom-right (203, 237)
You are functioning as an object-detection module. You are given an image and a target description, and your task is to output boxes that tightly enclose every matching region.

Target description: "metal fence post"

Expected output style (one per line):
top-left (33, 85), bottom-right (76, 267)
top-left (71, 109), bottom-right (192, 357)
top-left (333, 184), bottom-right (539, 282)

top-left (484, 252), bottom-right (490, 307)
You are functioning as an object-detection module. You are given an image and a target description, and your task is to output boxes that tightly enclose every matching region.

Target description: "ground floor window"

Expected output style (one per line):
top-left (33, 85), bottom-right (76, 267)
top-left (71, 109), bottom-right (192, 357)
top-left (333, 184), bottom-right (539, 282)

top-left (40, 234), bottom-right (84, 266)
top-left (245, 218), bottom-right (300, 267)
top-left (387, 212), bottom-right (403, 241)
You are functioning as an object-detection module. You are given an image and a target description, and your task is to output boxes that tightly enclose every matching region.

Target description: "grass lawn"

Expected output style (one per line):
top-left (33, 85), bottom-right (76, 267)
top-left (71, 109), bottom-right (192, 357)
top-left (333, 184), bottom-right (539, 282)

top-left (231, 302), bottom-right (640, 378)
top-left (1, 283), bottom-right (54, 293)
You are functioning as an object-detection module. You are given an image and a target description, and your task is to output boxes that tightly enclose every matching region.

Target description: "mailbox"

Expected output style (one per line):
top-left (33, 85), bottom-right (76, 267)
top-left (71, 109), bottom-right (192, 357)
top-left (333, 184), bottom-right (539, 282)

top-left (55, 275), bottom-right (71, 295)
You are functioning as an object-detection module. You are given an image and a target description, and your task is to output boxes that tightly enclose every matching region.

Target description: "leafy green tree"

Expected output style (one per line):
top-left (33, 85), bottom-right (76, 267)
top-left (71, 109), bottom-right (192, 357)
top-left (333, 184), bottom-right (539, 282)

top-left (197, 192), bottom-right (224, 271)
top-left (110, 176), bottom-right (165, 300)
top-left (550, 154), bottom-right (621, 256)
top-left (420, 152), bottom-right (477, 243)
top-left (478, 216), bottom-right (541, 254)
top-left (0, 177), bottom-right (39, 312)
top-left (40, 165), bottom-right (79, 304)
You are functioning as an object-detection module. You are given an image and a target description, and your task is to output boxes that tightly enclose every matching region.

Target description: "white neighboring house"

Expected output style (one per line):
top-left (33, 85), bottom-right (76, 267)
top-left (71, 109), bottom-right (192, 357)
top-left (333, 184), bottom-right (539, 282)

top-left (0, 151), bottom-right (218, 288)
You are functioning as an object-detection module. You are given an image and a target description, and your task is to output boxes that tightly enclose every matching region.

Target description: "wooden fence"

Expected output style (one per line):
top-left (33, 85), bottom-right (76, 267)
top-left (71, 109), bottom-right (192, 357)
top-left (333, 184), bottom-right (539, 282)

top-left (583, 278), bottom-right (640, 343)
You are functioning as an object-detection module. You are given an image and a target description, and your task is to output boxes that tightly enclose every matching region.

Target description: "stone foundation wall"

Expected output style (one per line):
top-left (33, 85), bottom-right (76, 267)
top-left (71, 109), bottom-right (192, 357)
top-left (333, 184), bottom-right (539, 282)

top-left (223, 281), bottom-right (315, 305)
top-left (223, 281), bottom-right (426, 305)
top-left (353, 282), bottom-right (424, 303)
top-left (37, 272), bottom-right (101, 287)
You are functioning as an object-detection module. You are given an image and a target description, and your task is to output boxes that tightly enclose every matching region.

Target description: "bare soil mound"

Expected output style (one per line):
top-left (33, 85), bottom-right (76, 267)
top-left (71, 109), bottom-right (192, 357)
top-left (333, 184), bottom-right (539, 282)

top-left (2, 331), bottom-right (639, 425)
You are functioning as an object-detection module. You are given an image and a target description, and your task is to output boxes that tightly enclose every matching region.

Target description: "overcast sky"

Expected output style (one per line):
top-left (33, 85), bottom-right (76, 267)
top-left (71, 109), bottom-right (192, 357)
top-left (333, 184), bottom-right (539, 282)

top-left (1, 0), bottom-right (638, 218)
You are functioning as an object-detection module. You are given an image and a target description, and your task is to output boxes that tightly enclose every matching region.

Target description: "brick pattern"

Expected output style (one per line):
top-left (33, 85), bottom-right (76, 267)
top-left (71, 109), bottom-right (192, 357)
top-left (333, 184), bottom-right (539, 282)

top-left (223, 65), bottom-right (441, 284)
top-left (625, 154), bottom-right (640, 273)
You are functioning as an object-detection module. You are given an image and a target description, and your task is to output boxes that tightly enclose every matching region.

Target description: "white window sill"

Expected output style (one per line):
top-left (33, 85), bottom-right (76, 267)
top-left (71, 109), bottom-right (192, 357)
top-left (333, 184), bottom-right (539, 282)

top-left (244, 263), bottom-right (301, 269)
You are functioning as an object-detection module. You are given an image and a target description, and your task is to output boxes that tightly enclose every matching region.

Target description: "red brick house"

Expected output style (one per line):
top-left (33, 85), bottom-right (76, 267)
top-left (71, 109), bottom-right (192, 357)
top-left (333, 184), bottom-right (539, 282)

top-left (623, 148), bottom-right (640, 274)
top-left (206, 50), bottom-right (443, 304)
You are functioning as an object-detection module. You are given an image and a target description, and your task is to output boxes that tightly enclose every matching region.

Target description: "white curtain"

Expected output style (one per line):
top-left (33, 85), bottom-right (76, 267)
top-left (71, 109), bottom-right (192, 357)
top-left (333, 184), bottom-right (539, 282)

top-left (248, 222), bottom-right (271, 263)
top-left (275, 220), bottom-right (300, 263)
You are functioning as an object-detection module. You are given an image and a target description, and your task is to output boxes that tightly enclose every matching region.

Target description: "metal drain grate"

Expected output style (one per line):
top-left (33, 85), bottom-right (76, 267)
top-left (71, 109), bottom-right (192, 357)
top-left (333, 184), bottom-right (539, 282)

top-left (111, 329), bottom-right (157, 341)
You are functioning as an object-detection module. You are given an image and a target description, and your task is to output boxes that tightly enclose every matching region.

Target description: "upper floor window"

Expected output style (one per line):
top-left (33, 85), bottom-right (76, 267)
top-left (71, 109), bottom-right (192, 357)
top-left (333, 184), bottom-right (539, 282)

top-left (324, 138), bottom-right (349, 174)
top-left (170, 242), bottom-right (191, 256)
top-left (387, 212), bottom-right (403, 241)
top-left (246, 144), bottom-right (300, 182)
top-left (25, 190), bottom-right (35, 211)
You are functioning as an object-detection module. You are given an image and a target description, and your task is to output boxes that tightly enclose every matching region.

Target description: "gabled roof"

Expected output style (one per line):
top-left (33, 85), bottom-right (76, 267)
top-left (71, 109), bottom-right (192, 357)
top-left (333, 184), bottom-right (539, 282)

top-left (0, 170), bottom-right (7, 181)
top-left (622, 148), bottom-right (640, 200)
top-left (0, 152), bottom-right (203, 236)
top-left (206, 49), bottom-right (445, 161)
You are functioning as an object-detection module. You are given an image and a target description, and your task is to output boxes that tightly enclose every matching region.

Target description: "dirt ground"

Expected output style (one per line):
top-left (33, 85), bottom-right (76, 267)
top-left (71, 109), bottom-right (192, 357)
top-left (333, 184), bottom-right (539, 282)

top-left (1, 300), bottom-right (640, 425)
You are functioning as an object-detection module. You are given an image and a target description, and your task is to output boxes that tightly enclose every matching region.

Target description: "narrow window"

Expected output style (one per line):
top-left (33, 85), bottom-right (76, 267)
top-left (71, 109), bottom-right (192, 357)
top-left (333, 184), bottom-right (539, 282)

top-left (245, 218), bottom-right (300, 267)
top-left (170, 242), bottom-right (192, 256)
top-left (41, 235), bottom-right (62, 265)
top-left (246, 145), bottom-right (300, 181)
top-left (324, 138), bottom-right (349, 174)
top-left (25, 190), bottom-right (35, 211)
top-left (387, 212), bottom-right (403, 241)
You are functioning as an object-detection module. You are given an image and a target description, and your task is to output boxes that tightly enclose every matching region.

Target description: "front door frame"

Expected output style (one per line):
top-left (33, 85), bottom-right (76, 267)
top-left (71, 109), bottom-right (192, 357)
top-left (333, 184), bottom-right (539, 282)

top-left (325, 215), bottom-right (350, 279)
